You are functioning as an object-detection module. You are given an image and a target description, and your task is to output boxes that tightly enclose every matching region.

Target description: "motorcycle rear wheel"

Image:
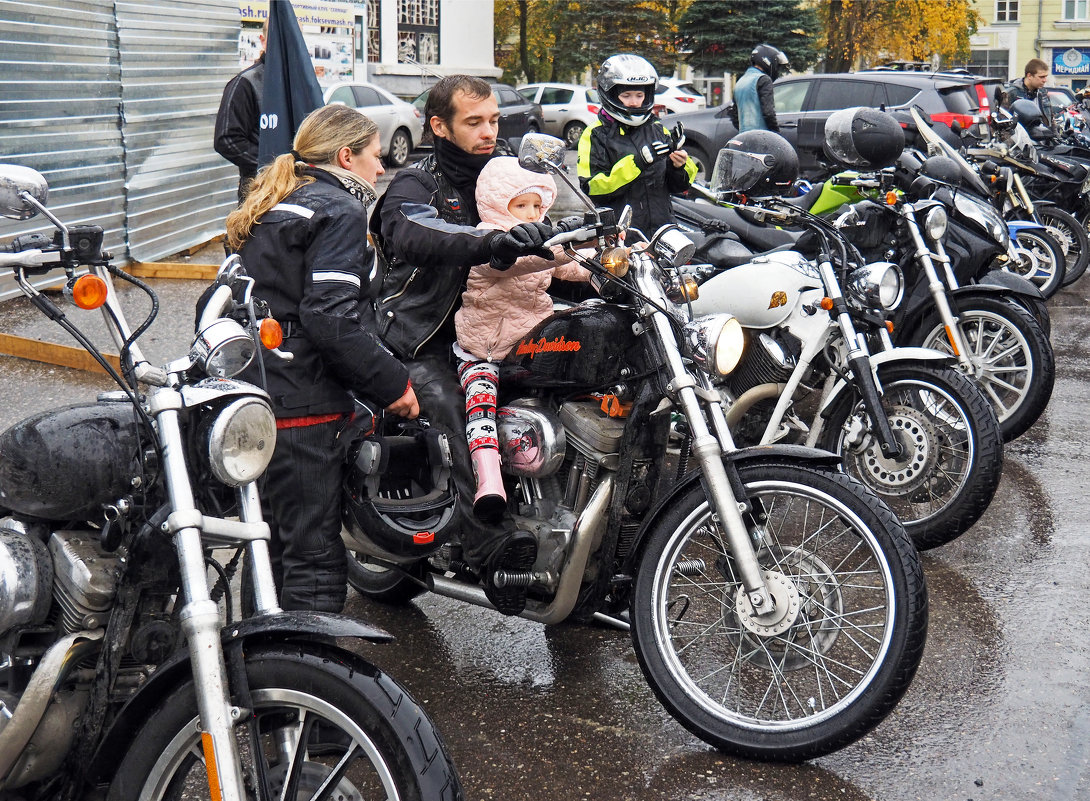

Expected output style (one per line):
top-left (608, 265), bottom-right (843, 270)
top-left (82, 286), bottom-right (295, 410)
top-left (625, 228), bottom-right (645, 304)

top-left (347, 552), bottom-right (427, 605)
top-left (105, 646), bottom-right (461, 801)
top-left (818, 362), bottom-right (1004, 551)
top-left (909, 296), bottom-right (1055, 442)
top-left (631, 462), bottom-right (927, 762)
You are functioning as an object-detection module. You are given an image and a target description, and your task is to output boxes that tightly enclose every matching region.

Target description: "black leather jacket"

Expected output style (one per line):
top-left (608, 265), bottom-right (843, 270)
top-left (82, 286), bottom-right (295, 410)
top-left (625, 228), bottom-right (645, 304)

top-left (214, 55), bottom-right (264, 182)
top-left (238, 168), bottom-right (409, 417)
top-left (370, 147), bottom-right (509, 359)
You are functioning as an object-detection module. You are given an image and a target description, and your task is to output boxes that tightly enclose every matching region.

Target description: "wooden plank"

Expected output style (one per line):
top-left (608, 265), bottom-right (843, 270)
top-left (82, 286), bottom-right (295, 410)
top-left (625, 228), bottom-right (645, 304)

top-left (128, 262), bottom-right (220, 280)
top-left (0, 333), bottom-right (122, 375)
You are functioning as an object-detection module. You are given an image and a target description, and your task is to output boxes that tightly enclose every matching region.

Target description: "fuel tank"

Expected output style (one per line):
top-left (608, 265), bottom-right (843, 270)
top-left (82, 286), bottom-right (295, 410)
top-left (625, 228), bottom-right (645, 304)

top-left (499, 302), bottom-right (643, 393)
top-left (0, 402), bottom-right (144, 520)
top-left (689, 250), bottom-right (822, 328)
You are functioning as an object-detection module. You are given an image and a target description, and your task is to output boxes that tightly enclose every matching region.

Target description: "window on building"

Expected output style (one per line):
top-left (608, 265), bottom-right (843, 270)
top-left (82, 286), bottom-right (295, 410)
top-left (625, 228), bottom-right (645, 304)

top-left (996, 0), bottom-right (1019, 21)
top-left (958, 49), bottom-right (1010, 78)
top-left (366, 0), bottom-right (381, 62)
top-left (397, 0), bottom-right (439, 65)
top-left (1065, 0), bottom-right (1089, 20)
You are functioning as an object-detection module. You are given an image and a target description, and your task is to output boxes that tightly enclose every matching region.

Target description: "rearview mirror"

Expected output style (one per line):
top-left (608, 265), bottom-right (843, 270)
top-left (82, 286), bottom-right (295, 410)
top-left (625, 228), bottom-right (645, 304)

top-left (517, 133), bottom-right (566, 174)
top-left (0, 165), bottom-right (49, 221)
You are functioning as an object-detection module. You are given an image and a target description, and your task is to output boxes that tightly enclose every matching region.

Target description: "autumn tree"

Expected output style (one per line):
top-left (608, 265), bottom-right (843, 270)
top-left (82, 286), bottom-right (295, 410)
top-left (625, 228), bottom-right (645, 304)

top-left (819, 0), bottom-right (982, 73)
top-left (678, 0), bottom-right (820, 78)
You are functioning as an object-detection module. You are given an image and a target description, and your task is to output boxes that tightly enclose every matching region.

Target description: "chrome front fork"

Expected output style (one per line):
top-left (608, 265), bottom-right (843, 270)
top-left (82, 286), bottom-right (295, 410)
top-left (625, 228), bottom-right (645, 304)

top-left (904, 212), bottom-right (974, 368)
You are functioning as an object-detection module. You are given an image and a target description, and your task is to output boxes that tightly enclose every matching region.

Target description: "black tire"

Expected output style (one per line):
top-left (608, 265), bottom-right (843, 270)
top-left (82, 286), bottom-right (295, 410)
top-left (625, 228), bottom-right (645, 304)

top-left (385, 128), bottom-right (412, 168)
top-left (1037, 205), bottom-right (1090, 286)
top-left (818, 362), bottom-right (1004, 551)
top-left (526, 120), bottom-right (540, 134)
top-left (564, 121), bottom-right (586, 149)
top-left (106, 646), bottom-right (462, 800)
top-left (631, 463), bottom-right (928, 762)
top-left (687, 145), bottom-right (711, 182)
top-left (907, 296), bottom-right (1055, 442)
top-left (1009, 228), bottom-right (1065, 298)
top-left (347, 551), bottom-right (427, 605)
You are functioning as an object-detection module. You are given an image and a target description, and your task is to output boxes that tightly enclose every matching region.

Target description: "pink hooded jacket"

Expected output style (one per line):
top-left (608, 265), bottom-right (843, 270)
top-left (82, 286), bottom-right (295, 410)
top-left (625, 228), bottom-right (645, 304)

top-left (455, 157), bottom-right (591, 361)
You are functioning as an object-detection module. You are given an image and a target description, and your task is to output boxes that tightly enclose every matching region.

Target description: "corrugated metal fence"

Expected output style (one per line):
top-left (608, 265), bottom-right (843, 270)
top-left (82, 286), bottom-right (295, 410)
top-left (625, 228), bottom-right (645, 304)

top-left (0, 0), bottom-right (241, 298)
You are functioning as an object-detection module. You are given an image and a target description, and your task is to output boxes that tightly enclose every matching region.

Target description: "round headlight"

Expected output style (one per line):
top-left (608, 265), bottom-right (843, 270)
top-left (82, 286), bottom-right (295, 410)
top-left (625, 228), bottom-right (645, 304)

top-left (191, 318), bottom-right (257, 378)
top-left (683, 313), bottom-right (744, 376)
top-left (923, 206), bottom-right (948, 240)
top-left (847, 262), bottom-right (904, 310)
top-left (206, 398), bottom-right (277, 486)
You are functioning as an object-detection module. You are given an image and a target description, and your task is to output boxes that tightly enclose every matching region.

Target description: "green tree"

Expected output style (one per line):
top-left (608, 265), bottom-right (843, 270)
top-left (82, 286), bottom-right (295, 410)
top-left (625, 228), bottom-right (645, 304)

top-left (678, 0), bottom-right (820, 78)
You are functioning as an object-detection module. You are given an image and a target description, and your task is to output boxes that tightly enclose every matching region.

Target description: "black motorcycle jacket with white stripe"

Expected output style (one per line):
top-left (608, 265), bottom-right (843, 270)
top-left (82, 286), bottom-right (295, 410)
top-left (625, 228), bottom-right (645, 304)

top-left (237, 168), bottom-right (409, 417)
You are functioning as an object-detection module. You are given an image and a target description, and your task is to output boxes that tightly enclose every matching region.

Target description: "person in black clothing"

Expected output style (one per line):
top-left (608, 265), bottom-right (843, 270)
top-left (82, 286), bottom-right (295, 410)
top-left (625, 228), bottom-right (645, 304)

top-left (577, 54), bottom-right (696, 236)
top-left (1002, 57), bottom-right (1055, 131)
top-left (370, 74), bottom-right (555, 615)
top-left (226, 103), bottom-right (419, 613)
top-left (215, 19), bottom-right (267, 203)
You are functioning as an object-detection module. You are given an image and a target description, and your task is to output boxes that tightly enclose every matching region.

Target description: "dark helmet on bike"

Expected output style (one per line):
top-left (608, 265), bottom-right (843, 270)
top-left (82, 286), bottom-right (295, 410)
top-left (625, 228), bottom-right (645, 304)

top-left (712, 129), bottom-right (799, 196)
top-left (1010, 97), bottom-right (1054, 141)
top-left (342, 412), bottom-right (458, 561)
top-left (824, 107), bottom-right (906, 169)
top-left (751, 44), bottom-right (790, 81)
top-left (597, 54), bottom-right (659, 126)
top-left (920, 155), bottom-right (964, 187)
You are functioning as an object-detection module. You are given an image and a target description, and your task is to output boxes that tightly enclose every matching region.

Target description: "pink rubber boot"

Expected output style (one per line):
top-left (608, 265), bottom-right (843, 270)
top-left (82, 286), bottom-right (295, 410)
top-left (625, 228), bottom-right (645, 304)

top-left (471, 447), bottom-right (507, 524)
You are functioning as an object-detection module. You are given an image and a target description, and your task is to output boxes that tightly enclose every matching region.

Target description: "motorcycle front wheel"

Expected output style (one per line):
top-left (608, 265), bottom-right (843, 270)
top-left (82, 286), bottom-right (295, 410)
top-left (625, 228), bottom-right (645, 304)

top-left (631, 462), bottom-right (927, 762)
top-left (1009, 228), bottom-right (1066, 297)
top-left (1036, 205), bottom-right (1090, 286)
top-left (818, 362), bottom-right (1004, 551)
top-left (908, 296), bottom-right (1055, 442)
top-left (106, 646), bottom-right (462, 801)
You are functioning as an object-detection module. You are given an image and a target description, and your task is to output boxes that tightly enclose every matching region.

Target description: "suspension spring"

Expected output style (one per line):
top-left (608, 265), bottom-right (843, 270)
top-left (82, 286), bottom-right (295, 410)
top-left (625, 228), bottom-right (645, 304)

top-left (673, 558), bottom-right (706, 576)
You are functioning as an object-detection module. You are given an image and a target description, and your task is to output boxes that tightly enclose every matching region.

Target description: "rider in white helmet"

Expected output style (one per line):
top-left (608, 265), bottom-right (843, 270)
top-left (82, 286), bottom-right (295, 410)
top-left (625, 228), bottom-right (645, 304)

top-left (577, 53), bottom-right (697, 235)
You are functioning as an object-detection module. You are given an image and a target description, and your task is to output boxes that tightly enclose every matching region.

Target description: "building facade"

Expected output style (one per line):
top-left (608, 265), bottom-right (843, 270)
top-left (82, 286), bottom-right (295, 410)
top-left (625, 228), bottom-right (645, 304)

top-left (967, 0), bottom-right (1090, 90)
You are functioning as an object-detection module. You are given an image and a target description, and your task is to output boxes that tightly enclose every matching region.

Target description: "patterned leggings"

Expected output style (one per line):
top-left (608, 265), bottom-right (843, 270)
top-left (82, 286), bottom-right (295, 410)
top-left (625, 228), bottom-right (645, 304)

top-left (457, 357), bottom-right (500, 457)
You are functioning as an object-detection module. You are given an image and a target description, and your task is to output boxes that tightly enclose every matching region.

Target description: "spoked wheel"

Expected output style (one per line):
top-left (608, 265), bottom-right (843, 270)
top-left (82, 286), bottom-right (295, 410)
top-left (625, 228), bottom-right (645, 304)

top-left (347, 551), bottom-right (427, 605)
top-left (1036, 205), bottom-right (1090, 286)
top-left (107, 647), bottom-right (461, 801)
top-left (910, 296), bottom-right (1055, 442)
top-left (1009, 229), bottom-right (1065, 297)
top-left (818, 363), bottom-right (1004, 551)
top-left (631, 463), bottom-right (927, 762)
top-left (564, 121), bottom-right (586, 149)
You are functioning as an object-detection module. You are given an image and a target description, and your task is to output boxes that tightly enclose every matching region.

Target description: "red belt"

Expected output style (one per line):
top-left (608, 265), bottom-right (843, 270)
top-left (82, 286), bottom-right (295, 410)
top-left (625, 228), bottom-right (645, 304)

top-left (275, 413), bottom-right (346, 430)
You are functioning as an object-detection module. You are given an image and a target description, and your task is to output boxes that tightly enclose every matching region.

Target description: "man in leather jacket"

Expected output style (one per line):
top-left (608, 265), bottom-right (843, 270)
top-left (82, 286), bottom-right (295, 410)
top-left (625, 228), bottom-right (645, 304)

top-left (728, 44), bottom-right (789, 133)
top-left (214, 20), bottom-right (266, 202)
top-left (370, 74), bottom-right (554, 615)
top-left (1003, 58), bottom-right (1055, 131)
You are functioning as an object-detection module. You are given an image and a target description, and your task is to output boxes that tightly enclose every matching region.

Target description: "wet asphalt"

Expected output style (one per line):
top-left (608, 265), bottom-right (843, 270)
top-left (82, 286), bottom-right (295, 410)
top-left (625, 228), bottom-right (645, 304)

top-left (1, 150), bottom-right (1088, 800)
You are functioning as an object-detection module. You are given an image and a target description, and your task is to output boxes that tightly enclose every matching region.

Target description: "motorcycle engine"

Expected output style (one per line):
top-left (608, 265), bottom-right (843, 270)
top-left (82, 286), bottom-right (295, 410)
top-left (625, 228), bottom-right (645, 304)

top-left (0, 522), bottom-right (52, 636)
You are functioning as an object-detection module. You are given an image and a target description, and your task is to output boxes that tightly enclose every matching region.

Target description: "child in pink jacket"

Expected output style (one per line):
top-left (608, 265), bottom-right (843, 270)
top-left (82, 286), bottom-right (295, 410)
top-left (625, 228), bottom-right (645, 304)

top-left (454, 156), bottom-right (591, 522)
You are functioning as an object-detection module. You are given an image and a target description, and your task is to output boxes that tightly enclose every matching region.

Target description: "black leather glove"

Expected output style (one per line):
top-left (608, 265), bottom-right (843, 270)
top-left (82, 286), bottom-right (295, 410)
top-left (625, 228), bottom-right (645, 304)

top-left (639, 139), bottom-right (672, 166)
top-left (489, 222), bottom-right (554, 270)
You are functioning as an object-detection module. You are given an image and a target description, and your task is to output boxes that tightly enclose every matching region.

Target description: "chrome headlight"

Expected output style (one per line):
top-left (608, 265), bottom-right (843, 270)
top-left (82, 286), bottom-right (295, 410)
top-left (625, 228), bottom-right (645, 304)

top-left (923, 206), bottom-right (948, 240)
top-left (847, 262), bottom-right (904, 310)
top-left (650, 225), bottom-right (696, 267)
top-left (206, 397), bottom-right (277, 486)
top-left (683, 314), bottom-right (744, 376)
top-left (953, 192), bottom-right (1009, 247)
top-left (191, 318), bottom-right (257, 378)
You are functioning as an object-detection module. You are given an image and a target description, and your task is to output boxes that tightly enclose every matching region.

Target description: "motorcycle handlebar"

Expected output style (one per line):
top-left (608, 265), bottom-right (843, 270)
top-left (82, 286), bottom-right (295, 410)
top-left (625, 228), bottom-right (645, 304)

top-left (0, 248), bottom-right (61, 271)
top-left (543, 226), bottom-right (598, 249)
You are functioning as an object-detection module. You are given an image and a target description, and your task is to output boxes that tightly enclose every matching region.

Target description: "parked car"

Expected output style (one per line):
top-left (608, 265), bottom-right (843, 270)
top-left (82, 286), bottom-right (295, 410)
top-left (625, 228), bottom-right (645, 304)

top-left (654, 77), bottom-right (707, 116)
top-left (411, 82), bottom-right (545, 146)
top-left (323, 80), bottom-right (423, 168)
top-left (517, 82), bottom-right (601, 148)
top-left (663, 69), bottom-right (1002, 180)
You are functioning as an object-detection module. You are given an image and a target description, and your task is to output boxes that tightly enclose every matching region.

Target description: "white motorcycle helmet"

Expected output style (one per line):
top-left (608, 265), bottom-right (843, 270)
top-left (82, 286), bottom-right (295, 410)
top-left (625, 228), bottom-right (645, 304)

top-left (597, 54), bottom-right (659, 126)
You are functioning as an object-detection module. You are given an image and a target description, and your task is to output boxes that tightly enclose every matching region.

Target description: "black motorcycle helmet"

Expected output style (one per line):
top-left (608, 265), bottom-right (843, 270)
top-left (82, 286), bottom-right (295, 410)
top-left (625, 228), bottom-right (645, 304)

top-left (711, 130), bottom-right (799, 196)
top-left (920, 155), bottom-right (964, 187)
top-left (597, 54), bottom-right (659, 126)
top-left (824, 107), bottom-right (906, 169)
top-left (342, 412), bottom-right (458, 561)
top-left (1010, 97), bottom-right (1054, 141)
top-left (751, 44), bottom-right (790, 81)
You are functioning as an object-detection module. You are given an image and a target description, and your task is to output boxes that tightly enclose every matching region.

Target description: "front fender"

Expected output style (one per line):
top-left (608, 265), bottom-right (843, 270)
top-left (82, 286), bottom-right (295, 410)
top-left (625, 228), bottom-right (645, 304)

top-left (622, 444), bottom-right (843, 574)
top-left (87, 612), bottom-right (390, 786)
top-left (818, 347), bottom-right (954, 417)
top-left (976, 268), bottom-right (1046, 301)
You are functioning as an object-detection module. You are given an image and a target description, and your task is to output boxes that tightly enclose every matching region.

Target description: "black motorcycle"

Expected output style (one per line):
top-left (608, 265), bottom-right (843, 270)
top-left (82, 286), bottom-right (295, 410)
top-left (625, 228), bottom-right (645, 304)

top-left (344, 134), bottom-right (929, 762)
top-left (0, 165), bottom-right (461, 801)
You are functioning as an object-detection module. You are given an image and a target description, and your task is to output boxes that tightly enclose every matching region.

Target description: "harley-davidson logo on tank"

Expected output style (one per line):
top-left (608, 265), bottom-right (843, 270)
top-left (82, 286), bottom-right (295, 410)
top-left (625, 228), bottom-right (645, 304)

top-left (515, 336), bottom-right (582, 358)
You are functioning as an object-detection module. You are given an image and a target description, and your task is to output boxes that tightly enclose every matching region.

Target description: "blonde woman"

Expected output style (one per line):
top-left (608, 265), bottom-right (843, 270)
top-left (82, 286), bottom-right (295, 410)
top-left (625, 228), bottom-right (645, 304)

top-left (226, 103), bottom-right (418, 612)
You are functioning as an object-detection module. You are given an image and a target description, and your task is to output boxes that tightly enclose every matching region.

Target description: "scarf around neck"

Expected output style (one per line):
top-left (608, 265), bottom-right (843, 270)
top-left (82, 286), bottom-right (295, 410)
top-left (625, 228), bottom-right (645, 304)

top-left (311, 164), bottom-right (378, 210)
top-left (434, 136), bottom-right (494, 189)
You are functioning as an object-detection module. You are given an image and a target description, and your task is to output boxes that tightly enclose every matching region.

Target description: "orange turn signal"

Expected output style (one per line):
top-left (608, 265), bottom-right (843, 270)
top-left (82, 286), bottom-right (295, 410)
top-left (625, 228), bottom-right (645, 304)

top-left (259, 318), bottom-right (284, 349)
top-left (885, 191), bottom-right (898, 206)
top-left (71, 274), bottom-right (109, 310)
top-left (819, 297), bottom-right (834, 311)
top-left (885, 320), bottom-right (895, 335)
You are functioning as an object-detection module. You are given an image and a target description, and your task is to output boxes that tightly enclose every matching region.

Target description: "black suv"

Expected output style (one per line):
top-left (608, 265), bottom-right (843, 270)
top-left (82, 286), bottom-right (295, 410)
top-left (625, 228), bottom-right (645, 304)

top-left (663, 69), bottom-right (1003, 180)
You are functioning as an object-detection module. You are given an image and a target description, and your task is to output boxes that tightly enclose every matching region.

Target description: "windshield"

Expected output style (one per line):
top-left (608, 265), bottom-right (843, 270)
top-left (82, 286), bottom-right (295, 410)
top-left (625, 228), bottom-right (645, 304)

top-left (710, 149), bottom-right (773, 194)
top-left (909, 107), bottom-right (992, 197)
